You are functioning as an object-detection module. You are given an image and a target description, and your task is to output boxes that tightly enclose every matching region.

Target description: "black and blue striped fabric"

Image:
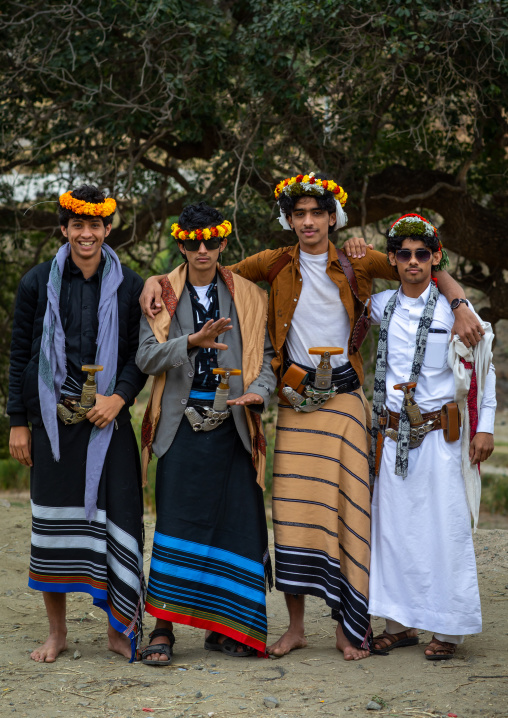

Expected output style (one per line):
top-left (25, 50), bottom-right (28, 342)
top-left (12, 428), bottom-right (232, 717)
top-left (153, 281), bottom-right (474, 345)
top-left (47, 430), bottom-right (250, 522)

top-left (146, 416), bottom-right (271, 653)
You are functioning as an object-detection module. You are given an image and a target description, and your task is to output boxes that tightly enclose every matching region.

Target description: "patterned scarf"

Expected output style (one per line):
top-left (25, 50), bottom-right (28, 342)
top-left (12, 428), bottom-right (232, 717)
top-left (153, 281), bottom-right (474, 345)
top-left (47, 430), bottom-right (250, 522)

top-left (369, 282), bottom-right (439, 481)
top-left (38, 242), bottom-right (124, 521)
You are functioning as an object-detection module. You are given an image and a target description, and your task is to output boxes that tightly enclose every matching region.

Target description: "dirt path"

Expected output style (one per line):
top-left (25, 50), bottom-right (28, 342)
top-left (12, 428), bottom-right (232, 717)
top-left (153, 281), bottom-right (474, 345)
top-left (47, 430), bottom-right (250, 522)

top-left (0, 497), bottom-right (507, 718)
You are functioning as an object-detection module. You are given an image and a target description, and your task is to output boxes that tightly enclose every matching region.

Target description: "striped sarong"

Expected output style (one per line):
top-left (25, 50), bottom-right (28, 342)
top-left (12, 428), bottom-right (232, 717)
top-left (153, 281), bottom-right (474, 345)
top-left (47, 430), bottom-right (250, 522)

top-left (29, 420), bottom-right (145, 661)
top-left (272, 389), bottom-right (371, 647)
top-left (146, 417), bottom-right (271, 654)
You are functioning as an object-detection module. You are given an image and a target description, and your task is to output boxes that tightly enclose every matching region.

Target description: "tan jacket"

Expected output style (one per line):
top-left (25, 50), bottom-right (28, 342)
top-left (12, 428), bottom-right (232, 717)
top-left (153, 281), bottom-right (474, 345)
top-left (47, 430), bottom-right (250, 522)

top-left (139, 263), bottom-right (274, 488)
top-left (229, 242), bottom-right (399, 386)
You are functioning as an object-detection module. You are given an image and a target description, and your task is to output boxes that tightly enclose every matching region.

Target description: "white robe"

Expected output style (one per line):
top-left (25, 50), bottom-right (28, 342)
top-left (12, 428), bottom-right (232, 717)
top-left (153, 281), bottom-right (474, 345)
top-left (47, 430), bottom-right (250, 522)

top-left (368, 286), bottom-right (496, 636)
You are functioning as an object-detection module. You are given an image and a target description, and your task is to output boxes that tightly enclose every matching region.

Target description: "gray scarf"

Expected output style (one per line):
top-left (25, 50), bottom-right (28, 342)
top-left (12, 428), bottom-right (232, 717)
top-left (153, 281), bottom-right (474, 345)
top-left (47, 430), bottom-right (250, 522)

top-left (38, 242), bottom-right (123, 521)
top-left (369, 282), bottom-right (439, 481)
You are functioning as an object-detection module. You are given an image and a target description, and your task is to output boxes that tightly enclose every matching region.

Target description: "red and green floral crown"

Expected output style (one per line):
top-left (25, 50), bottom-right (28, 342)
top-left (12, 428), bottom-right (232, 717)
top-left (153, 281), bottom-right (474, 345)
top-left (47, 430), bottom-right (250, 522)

top-left (389, 213), bottom-right (449, 270)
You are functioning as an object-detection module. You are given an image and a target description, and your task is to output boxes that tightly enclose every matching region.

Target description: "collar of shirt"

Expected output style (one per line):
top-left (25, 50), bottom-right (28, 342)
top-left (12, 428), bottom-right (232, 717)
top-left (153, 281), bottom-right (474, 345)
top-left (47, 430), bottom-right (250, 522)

top-left (67, 254), bottom-right (105, 281)
top-left (397, 281), bottom-right (432, 310)
top-left (185, 272), bottom-right (218, 303)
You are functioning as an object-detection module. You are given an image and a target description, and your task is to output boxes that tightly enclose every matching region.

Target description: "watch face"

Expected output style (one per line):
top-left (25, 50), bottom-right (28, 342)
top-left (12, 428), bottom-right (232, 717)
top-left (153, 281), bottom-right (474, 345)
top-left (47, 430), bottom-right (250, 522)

top-left (451, 298), bottom-right (467, 310)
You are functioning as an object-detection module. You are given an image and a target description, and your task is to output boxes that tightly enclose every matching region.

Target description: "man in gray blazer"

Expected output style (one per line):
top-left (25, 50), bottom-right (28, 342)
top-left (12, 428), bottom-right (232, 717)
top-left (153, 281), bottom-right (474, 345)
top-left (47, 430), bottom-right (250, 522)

top-left (136, 202), bottom-right (276, 664)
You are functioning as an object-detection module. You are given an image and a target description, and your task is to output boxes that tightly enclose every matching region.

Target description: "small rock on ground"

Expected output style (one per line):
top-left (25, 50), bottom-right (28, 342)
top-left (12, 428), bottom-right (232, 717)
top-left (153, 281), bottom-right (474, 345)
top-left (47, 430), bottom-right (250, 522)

top-left (366, 700), bottom-right (382, 710)
top-left (263, 696), bottom-right (280, 708)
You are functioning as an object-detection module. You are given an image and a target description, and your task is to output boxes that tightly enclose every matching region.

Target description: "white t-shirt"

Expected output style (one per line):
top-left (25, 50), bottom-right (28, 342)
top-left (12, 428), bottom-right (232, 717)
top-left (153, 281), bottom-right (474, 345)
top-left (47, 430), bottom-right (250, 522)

top-left (193, 284), bottom-right (212, 311)
top-left (285, 249), bottom-right (350, 368)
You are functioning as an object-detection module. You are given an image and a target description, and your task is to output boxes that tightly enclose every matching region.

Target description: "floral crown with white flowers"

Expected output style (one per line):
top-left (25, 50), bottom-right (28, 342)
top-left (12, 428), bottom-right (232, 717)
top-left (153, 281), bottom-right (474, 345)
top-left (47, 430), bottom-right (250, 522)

top-left (274, 172), bottom-right (348, 232)
top-left (274, 172), bottom-right (348, 206)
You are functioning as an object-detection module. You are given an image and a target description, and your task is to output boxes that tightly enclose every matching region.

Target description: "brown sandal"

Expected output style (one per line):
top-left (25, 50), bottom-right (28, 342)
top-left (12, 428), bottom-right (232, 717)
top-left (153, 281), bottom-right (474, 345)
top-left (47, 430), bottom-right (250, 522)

top-left (372, 630), bottom-right (419, 652)
top-left (425, 636), bottom-right (456, 660)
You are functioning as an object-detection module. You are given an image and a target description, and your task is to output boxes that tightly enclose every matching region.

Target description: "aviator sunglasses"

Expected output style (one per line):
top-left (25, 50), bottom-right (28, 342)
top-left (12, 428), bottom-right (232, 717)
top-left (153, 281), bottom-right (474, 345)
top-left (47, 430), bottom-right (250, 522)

top-left (182, 238), bottom-right (222, 251)
top-left (395, 248), bottom-right (432, 263)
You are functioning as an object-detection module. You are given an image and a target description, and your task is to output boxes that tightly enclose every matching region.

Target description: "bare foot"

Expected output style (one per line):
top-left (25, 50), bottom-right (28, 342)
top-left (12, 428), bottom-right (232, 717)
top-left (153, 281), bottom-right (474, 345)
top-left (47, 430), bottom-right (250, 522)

top-left (107, 624), bottom-right (132, 659)
top-left (268, 629), bottom-right (307, 657)
top-left (336, 623), bottom-right (369, 661)
top-left (31, 633), bottom-right (68, 663)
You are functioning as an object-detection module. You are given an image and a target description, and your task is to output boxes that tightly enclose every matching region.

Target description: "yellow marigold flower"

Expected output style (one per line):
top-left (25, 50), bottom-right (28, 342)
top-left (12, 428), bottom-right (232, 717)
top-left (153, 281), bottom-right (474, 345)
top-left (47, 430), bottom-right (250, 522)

top-left (171, 220), bottom-right (232, 241)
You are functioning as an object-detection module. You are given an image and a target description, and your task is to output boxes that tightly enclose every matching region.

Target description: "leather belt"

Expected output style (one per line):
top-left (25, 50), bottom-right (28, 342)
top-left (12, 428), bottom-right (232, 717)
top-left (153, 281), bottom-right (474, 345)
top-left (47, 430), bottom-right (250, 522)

top-left (283, 359), bottom-right (360, 395)
top-left (379, 407), bottom-right (460, 440)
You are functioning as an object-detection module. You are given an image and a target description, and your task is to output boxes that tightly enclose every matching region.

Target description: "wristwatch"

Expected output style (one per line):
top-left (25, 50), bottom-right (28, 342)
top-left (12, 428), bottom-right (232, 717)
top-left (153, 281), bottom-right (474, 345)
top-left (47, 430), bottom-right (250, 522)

top-left (450, 298), bottom-right (469, 311)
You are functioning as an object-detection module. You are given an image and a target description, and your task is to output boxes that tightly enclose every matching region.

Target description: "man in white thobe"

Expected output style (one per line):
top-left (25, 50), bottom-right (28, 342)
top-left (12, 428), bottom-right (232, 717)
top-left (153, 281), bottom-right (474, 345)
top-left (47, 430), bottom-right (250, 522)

top-left (368, 213), bottom-right (496, 659)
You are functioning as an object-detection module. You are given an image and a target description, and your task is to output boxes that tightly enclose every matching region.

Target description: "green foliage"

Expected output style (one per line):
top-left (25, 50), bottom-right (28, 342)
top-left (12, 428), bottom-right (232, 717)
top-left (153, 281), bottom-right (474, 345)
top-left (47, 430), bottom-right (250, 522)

top-left (390, 219), bottom-right (428, 237)
top-left (0, 458), bottom-right (29, 491)
top-left (0, 0), bottom-right (507, 422)
top-left (481, 473), bottom-right (508, 515)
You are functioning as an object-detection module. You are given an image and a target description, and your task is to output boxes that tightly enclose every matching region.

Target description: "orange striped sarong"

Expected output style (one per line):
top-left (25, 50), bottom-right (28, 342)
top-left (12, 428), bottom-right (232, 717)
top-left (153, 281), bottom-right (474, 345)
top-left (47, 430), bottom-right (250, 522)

top-left (272, 389), bottom-right (371, 647)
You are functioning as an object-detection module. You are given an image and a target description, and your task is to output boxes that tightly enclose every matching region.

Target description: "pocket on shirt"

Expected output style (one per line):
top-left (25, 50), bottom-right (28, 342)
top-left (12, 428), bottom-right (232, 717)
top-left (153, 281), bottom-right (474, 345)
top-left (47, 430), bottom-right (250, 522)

top-left (423, 332), bottom-right (449, 368)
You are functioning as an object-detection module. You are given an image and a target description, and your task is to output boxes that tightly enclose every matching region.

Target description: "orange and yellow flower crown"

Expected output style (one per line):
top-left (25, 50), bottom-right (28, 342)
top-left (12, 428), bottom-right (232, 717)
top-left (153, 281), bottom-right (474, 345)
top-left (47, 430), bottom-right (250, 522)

top-left (59, 191), bottom-right (116, 218)
top-left (274, 172), bottom-right (348, 207)
top-left (170, 220), bottom-right (232, 241)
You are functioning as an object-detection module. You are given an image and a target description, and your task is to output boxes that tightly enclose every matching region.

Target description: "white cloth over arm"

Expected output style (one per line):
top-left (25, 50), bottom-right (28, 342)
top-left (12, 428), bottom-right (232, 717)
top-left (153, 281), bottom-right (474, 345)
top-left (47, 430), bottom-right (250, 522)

top-left (448, 323), bottom-right (496, 531)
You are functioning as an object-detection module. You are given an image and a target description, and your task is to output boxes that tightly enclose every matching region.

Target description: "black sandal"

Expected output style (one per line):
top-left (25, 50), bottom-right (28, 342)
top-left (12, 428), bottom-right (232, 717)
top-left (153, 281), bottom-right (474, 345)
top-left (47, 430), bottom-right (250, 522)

top-left (141, 628), bottom-right (176, 666)
top-left (204, 631), bottom-right (256, 657)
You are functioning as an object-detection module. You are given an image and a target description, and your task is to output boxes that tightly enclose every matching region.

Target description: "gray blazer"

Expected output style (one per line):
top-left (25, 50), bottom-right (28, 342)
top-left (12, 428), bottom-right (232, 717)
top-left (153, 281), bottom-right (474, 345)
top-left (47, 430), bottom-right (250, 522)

top-left (136, 276), bottom-right (276, 458)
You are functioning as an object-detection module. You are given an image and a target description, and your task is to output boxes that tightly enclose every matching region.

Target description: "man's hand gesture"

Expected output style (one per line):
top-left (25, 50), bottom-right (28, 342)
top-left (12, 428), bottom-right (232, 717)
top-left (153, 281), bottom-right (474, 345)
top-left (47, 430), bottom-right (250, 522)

top-left (188, 318), bottom-right (233, 351)
top-left (227, 393), bottom-right (263, 406)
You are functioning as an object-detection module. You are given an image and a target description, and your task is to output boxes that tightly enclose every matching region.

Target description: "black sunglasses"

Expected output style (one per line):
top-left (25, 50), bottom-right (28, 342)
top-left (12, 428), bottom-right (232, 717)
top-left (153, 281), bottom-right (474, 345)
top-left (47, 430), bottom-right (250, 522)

top-left (395, 248), bottom-right (432, 263)
top-left (181, 238), bottom-right (222, 252)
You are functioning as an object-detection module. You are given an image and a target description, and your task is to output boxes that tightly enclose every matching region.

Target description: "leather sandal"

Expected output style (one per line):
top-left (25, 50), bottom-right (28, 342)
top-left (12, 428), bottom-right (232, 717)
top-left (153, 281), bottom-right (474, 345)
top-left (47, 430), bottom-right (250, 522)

top-left (425, 636), bottom-right (456, 660)
top-left (372, 630), bottom-right (419, 653)
top-left (141, 628), bottom-right (176, 666)
top-left (204, 631), bottom-right (256, 657)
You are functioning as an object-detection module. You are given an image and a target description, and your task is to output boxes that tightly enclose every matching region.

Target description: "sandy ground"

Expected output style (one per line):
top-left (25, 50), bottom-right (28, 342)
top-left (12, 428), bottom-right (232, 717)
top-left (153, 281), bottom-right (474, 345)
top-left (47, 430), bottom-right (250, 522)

top-left (0, 497), bottom-right (507, 718)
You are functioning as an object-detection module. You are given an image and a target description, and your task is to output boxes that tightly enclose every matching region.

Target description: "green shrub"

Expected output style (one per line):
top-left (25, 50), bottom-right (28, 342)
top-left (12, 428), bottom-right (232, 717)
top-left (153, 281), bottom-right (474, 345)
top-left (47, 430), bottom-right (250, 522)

top-left (480, 473), bottom-right (508, 515)
top-left (0, 458), bottom-right (29, 491)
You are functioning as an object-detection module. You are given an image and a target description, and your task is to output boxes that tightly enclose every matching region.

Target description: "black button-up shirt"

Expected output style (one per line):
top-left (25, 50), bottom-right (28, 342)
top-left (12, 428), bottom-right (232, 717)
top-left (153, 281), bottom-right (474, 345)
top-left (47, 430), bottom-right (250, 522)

top-left (185, 276), bottom-right (221, 392)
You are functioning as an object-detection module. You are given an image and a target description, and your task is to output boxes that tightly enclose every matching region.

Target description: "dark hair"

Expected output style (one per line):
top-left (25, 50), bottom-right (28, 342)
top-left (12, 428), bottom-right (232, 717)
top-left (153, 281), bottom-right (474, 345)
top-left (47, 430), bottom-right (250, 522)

top-left (58, 184), bottom-right (115, 227)
top-left (278, 173), bottom-right (337, 235)
top-left (385, 231), bottom-right (441, 256)
top-left (177, 202), bottom-right (224, 233)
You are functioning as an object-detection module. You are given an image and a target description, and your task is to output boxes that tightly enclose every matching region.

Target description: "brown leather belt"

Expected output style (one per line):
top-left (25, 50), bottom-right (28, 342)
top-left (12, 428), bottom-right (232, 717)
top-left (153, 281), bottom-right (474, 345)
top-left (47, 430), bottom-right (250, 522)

top-left (379, 405), bottom-right (461, 440)
top-left (374, 402), bottom-right (461, 476)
